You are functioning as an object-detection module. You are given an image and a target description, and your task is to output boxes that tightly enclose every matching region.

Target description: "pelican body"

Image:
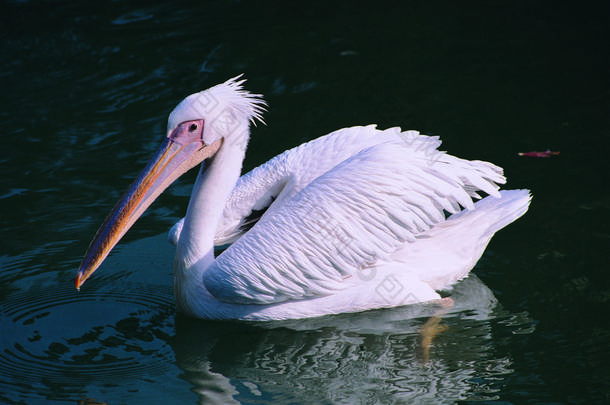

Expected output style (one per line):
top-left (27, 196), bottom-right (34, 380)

top-left (76, 77), bottom-right (531, 321)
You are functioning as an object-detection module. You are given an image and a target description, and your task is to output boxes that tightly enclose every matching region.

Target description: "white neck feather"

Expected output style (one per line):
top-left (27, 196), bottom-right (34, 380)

top-left (169, 76), bottom-right (265, 315)
top-left (173, 140), bottom-right (246, 313)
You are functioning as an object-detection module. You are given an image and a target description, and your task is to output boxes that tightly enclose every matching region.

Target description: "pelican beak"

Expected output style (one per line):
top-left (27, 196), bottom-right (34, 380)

top-left (75, 119), bottom-right (221, 290)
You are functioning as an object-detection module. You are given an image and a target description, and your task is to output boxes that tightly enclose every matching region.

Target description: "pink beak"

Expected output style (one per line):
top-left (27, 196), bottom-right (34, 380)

top-left (75, 119), bottom-right (221, 289)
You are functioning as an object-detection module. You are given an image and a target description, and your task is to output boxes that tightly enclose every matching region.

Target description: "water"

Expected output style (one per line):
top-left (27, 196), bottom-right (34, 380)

top-left (1, 0), bottom-right (609, 403)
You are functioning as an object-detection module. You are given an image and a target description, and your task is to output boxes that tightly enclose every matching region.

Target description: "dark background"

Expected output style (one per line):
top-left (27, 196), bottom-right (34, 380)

top-left (1, 1), bottom-right (609, 403)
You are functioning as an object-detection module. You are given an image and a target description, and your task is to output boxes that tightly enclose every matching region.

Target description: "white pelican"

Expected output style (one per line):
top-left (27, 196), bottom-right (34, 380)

top-left (76, 76), bottom-right (531, 321)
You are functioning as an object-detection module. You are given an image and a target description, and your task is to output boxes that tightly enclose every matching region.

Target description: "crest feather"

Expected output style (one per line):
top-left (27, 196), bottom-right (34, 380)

top-left (168, 75), bottom-right (267, 132)
top-left (221, 75), bottom-right (267, 126)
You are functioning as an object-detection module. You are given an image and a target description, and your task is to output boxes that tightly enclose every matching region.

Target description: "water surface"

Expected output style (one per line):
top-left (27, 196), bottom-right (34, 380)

top-left (1, 0), bottom-right (609, 403)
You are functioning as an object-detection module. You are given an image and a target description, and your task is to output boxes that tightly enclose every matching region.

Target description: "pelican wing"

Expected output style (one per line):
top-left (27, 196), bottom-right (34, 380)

top-left (170, 125), bottom-right (414, 247)
top-left (203, 130), bottom-right (505, 305)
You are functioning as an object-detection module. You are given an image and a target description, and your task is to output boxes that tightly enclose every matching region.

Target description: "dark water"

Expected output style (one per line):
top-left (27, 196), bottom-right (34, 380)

top-left (1, 0), bottom-right (609, 403)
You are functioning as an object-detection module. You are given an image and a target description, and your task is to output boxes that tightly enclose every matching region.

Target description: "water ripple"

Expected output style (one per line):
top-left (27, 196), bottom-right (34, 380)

top-left (0, 281), bottom-right (174, 401)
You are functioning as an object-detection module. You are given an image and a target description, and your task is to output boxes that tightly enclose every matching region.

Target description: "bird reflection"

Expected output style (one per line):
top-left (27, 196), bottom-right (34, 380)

top-left (170, 274), bottom-right (523, 403)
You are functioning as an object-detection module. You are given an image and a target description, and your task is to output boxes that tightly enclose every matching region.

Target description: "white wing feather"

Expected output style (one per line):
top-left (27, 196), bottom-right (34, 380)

top-left (202, 126), bottom-right (505, 305)
top-left (170, 125), bottom-right (420, 246)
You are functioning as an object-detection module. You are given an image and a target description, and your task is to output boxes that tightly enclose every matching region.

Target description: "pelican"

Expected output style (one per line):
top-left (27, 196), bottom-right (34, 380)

top-left (76, 76), bottom-right (531, 321)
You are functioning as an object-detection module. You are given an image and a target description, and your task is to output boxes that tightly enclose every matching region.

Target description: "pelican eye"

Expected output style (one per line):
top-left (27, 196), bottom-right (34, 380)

top-left (188, 123), bottom-right (198, 132)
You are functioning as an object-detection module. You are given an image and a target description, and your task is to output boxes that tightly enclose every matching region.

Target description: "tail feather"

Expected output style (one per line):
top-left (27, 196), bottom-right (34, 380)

top-left (392, 189), bottom-right (532, 290)
top-left (451, 189), bottom-right (532, 239)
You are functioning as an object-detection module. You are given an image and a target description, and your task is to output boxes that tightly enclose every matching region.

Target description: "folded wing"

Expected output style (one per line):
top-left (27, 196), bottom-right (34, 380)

top-left (203, 128), bottom-right (505, 305)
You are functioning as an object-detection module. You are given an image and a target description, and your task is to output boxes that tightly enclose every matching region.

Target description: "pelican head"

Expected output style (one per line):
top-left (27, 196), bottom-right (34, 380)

top-left (75, 76), bottom-right (265, 289)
